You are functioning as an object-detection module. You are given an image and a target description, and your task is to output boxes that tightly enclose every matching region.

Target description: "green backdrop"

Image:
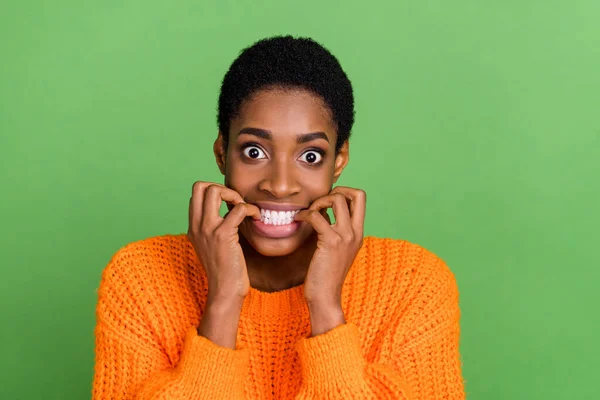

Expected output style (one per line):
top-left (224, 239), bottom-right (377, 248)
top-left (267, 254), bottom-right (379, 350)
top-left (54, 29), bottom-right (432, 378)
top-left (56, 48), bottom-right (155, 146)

top-left (1, 1), bottom-right (599, 399)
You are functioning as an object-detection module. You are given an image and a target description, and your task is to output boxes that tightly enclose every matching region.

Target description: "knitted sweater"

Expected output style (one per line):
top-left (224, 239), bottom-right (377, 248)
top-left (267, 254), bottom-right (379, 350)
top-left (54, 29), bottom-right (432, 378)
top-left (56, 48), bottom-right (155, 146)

top-left (92, 234), bottom-right (464, 399)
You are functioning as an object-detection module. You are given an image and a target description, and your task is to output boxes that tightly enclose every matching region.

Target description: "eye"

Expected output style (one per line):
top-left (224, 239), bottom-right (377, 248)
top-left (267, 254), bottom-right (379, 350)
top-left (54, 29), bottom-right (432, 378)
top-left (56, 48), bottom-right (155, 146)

top-left (299, 150), bottom-right (323, 164)
top-left (242, 145), bottom-right (267, 160)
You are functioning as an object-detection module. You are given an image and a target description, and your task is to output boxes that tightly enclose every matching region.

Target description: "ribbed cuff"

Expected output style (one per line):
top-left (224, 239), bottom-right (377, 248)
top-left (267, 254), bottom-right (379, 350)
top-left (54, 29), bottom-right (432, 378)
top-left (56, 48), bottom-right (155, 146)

top-left (175, 326), bottom-right (249, 396)
top-left (296, 323), bottom-right (369, 393)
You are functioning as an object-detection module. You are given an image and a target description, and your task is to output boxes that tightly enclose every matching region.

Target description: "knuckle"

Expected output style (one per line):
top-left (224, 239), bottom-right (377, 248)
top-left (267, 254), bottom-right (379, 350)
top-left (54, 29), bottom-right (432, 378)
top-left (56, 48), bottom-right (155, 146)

top-left (308, 210), bottom-right (320, 219)
top-left (232, 202), bottom-right (247, 213)
top-left (199, 225), bottom-right (212, 237)
top-left (205, 184), bottom-right (219, 195)
top-left (192, 181), bottom-right (208, 194)
top-left (330, 234), bottom-right (343, 246)
top-left (333, 193), bottom-right (346, 203)
top-left (213, 227), bottom-right (228, 241)
top-left (308, 201), bottom-right (321, 211)
top-left (196, 183), bottom-right (224, 202)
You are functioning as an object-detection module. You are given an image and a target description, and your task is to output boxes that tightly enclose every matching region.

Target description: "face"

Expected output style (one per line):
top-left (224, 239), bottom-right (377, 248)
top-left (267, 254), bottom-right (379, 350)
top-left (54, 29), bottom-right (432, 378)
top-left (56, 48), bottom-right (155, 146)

top-left (214, 88), bottom-right (349, 257)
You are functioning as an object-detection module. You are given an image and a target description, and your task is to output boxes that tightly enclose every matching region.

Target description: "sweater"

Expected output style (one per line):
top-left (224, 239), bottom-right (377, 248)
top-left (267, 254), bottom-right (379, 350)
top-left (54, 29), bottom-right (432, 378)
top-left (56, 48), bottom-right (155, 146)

top-left (92, 234), bottom-right (465, 399)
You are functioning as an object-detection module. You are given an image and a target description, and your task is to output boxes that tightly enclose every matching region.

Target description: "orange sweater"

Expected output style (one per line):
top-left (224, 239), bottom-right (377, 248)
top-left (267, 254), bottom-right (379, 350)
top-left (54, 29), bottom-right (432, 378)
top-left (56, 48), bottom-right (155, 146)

top-left (92, 234), bottom-right (464, 399)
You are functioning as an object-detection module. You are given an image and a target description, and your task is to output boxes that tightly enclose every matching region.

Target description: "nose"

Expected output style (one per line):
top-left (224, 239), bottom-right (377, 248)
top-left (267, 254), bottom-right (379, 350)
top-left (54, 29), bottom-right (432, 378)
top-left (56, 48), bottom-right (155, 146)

top-left (257, 158), bottom-right (301, 199)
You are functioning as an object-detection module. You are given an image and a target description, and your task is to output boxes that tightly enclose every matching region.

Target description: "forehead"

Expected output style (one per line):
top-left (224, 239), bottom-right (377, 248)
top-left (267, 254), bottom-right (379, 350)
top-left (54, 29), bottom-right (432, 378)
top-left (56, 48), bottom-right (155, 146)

top-left (232, 89), bottom-right (337, 141)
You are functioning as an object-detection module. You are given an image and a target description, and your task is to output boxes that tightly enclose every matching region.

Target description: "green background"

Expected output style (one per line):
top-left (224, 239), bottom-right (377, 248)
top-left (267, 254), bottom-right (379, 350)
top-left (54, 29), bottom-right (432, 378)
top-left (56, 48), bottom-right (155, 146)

top-left (1, 1), bottom-right (599, 399)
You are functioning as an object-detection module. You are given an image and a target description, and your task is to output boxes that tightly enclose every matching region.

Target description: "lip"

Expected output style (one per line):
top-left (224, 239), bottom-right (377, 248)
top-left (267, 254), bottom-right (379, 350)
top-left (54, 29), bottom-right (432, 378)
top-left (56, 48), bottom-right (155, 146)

top-left (253, 202), bottom-right (306, 212)
top-left (250, 218), bottom-right (302, 239)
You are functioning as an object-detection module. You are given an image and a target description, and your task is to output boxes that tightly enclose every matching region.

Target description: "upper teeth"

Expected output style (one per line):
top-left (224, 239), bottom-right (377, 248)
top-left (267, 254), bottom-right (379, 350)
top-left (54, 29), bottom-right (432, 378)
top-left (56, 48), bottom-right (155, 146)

top-left (260, 209), bottom-right (299, 225)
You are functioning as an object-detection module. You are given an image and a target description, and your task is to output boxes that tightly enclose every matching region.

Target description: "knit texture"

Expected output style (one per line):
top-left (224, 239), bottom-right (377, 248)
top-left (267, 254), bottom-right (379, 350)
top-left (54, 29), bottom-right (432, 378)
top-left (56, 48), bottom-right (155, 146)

top-left (92, 234), bottom-right (464, 399)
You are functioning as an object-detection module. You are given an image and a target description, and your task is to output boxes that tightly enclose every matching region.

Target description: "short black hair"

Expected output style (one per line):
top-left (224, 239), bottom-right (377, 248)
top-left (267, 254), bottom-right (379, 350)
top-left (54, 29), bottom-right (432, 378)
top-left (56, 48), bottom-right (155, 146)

top-left (217, 35), bottom-right (355, 153)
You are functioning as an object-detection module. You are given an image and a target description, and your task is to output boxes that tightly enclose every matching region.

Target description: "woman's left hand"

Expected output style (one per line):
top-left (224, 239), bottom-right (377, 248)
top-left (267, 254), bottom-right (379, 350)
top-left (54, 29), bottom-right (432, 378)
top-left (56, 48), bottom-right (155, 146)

top-left (293, 186), bottom-right (366, 335)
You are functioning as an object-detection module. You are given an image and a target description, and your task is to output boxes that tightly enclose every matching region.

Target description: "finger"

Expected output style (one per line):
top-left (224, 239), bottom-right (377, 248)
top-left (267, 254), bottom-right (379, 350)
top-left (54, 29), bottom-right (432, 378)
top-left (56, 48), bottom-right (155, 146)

top-left (202, 184), bottom-right (245, 229)
top-left (322, 208), bottom-right (332, 224)
top-left (294, 209), bottom-right (333, 235)
top-left (308, 193), bottom-right (351, 231)
top-left (221, 202), bottom-right (261, 230)
top-left (330, 186), bottom-right (366, 235)
top-left (188, 181), bottom-right (216, 234)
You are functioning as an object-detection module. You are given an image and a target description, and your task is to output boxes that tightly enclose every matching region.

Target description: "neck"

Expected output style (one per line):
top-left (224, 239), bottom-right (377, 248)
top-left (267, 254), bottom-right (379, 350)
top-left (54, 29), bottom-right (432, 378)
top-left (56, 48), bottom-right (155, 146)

top-left (240, 233), bottom-right (317, 293)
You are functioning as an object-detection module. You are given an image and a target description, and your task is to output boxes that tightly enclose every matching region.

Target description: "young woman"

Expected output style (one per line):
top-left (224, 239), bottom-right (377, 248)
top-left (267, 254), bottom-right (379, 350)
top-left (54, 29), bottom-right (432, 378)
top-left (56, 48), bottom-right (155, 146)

top-left (92, 36), bottom-right (465, 399)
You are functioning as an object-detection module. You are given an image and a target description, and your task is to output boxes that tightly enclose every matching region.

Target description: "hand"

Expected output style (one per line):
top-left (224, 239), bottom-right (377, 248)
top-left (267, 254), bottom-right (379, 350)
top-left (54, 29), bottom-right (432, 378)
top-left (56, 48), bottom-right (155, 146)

top-left (294, 186), bottom-right (366, 334)
top-left (187, 182), bottom-right (261, 303)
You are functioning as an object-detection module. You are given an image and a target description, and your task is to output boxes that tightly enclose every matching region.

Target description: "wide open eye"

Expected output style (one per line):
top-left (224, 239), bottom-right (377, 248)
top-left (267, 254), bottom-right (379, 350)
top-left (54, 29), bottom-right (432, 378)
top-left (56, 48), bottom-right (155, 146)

top-left (299, 150), bottom-right (323, 164)
top-left (242, 145), bottom-right (267, 160)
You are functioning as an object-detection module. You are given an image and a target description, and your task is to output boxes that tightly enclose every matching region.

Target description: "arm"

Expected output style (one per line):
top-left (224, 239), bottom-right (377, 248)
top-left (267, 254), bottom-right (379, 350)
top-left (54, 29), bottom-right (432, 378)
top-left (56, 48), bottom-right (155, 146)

top-left (93, 182), bottom-right (261, 399)
top-left (91, 249), bottom-right (249, 400)
top-left (93, 323), bottom-right (248, 400)
top-left (294, 260), bottom-right (465, 399)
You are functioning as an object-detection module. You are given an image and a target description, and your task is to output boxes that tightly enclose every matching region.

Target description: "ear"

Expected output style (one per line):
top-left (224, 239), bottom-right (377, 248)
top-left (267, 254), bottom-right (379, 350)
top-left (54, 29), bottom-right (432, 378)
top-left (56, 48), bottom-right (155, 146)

top-left (333, 140), bottom-right (349, 183)
top-left (213, 133), bottom-right (227, 175)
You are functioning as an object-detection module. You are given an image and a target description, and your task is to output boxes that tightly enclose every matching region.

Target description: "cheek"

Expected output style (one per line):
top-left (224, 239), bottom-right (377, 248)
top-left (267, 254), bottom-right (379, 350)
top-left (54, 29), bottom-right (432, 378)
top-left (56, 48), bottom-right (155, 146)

top-left (224, 159), bottom-right (252, 189)
top-left (300, 170), bottom-right (335, 196)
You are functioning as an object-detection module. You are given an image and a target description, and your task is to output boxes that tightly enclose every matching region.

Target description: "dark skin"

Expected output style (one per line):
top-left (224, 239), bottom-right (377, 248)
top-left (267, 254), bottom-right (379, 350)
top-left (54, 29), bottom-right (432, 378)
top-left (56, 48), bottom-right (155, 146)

top-left (188, 88), bottom-right (366, 347)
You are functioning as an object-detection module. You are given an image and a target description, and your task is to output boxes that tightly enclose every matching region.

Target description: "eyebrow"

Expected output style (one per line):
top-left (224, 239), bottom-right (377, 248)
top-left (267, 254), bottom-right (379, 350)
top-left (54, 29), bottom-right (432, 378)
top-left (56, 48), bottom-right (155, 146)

top-left (237, 127), bottom-right (330, 144)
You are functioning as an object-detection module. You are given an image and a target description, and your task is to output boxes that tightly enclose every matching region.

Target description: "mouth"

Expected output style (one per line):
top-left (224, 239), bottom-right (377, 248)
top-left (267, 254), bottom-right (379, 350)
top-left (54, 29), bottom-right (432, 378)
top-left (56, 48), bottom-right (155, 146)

top-left (258, 209), bottom-right (300, 225)
top-left (247, 203), bottom-right (305, 239)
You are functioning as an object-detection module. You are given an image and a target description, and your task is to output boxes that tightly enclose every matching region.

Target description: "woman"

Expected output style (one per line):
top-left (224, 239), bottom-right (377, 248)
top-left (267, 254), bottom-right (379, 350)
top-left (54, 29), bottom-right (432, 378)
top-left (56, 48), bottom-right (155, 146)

top-left (92, 35), bottom-right (465, 399)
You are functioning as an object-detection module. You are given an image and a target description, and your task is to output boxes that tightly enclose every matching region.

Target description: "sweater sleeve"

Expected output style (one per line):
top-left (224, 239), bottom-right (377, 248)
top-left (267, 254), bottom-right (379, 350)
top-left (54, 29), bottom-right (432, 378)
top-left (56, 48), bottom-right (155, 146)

top-left (293, 259), bottom-right (464, 399)
top-left (91, 246), bottom-right (249, 399)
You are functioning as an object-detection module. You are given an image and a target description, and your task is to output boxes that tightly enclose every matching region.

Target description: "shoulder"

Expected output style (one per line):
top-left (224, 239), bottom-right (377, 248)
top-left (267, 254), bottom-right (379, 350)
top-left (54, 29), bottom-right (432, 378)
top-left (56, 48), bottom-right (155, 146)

top-left (97, 233), bottom-right (198, 300)
top-left (356, 236), bottom-right (459, 316)
top-left (351, 236), bottom-right (460, 333)
top-left (96, 234), bottom-right (203, 346)
top-left (361, 236), bottom-right (457, 287)
top-left (344, 236), bottom-right (460, 339)
top-left (100, 234), bottom-right (192, 282)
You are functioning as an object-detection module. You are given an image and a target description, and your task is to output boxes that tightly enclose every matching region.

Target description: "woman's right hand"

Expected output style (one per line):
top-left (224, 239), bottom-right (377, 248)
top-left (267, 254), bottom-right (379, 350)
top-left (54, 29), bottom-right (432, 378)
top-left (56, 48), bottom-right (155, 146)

top-left (187, 181), bottom-right (261, 304)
